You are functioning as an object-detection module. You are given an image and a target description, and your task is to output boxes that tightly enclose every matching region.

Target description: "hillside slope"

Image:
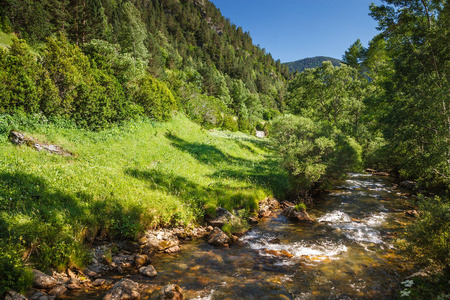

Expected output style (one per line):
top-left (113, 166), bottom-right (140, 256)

top-left (0, 114), bottom-right (289, 291)
top-left (0, 0), bottom-right (290, 130)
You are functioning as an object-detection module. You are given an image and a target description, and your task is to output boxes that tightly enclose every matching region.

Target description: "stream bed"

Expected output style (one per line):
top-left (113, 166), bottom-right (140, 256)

top-left (67, 173), bottom-right (416, 299)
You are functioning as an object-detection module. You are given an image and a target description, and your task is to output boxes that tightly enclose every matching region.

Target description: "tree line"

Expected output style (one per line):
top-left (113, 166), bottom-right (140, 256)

top-left (0, 0), bottom-right (290, 131)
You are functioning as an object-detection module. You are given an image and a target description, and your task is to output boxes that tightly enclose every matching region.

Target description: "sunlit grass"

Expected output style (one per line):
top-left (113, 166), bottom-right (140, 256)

top-left (0, 113), bottom-right (289, 281)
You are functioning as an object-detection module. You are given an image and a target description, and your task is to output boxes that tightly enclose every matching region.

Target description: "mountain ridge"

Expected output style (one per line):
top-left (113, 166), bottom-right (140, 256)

top-left (284, 56), bottom-right (342, 73)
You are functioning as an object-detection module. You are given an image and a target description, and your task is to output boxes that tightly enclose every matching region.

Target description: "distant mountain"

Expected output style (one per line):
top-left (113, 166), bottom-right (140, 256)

top-left (284, 56), bottom-right (342, 73)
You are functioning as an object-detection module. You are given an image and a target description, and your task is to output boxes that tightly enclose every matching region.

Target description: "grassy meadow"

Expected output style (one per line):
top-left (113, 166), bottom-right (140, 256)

top-left (0, 113), bottom-right (288, 290)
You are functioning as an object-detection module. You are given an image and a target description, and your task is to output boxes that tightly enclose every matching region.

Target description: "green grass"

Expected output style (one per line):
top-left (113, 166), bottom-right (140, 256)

top-left (0, 30), bottom-right (13, 48)
top-left (0, 113), bottom-right (289, 292)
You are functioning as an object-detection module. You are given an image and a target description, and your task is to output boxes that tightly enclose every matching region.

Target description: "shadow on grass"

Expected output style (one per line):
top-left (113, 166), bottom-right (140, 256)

top-left (0, 171), bottom-right (144, 271)
top-left (165, 132), bottom-right (253, 166)
top-left (164, 132), bottom-right (290, 200)
top-left (126, 168), bottom-right (260, 214)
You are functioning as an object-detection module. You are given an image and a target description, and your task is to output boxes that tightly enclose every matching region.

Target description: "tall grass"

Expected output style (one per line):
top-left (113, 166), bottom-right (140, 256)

top-left (0, 30), bottom-right (13, 48)
top-left (0, 113), bottom-right (289, 292)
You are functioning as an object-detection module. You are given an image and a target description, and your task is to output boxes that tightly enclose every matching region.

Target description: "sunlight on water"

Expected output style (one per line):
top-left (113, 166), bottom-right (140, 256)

top-left (318, 210), bottom-right (387, 244)
top-left (317, 210), bottom-right (352, 223)
top-left (242, 229), bottom-right (348, 261)
top-left (64, 173), bottom-right (414, 299)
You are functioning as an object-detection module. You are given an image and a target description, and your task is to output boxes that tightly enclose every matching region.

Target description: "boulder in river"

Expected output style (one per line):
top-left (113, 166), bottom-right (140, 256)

top-left (32, 269), bottom-right (58, 289)
top-left (139, 265), bottom-right (158, 277)
top-left (139, 229), bottom-right (181, 254)
top-left (4, 290), bottom-right (27, 300)
top-left (207, 207), bottom-right (236, 228)
top-left (405, 210), bottom-right (419, 218)
top-left (134, 254), bottom-right (149, 267)
top-left (103, 278), bottom-right (140, 300)
top-left (400, 180), bottom-right (417, 190)
top-left (48, 284), bottom-right (67, 298)
top-left (207, 227), bottom-right (231, 247)
top-left (282, 206), bottom-right (313, 222)
top-left (152, 284), bottom-right (183, 300)
top-left (258, 197), bottom-right (280, 218)
top-left (264, 249), bottom-right (294, 258)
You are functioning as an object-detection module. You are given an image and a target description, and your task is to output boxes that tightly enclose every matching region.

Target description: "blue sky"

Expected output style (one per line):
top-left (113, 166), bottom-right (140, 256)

top-left (210, 0), bottom-right (383, 63)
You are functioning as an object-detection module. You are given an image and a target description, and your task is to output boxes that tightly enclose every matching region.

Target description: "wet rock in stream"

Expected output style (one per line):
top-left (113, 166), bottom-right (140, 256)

top-left (151, 284), bottom-right (183, 300)
top-left (207, 207), bottom-right (236, 227)
top-left (282, 206), bottom-right (314, 222)
top-left (258, 197), bottom-right (280, 218)
top-left (207, 227), bottom-right (231, 246)
top-left (103, 279), bottom-right (140, 300)
top-left (139, 265), bottom-right (158, 277)
top-left (4, 290), bottom-right (27, 300)
top-left (32, 270), bottom-right (58, 290)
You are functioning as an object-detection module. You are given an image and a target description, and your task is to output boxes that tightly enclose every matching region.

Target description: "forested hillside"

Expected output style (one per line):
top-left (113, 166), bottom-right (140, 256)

top-left (284, 56), bottom-right (341, 73)
top-left (0, 0), bottom-right (290, 130)
top-left (0, 0), bottom-right (449, 297)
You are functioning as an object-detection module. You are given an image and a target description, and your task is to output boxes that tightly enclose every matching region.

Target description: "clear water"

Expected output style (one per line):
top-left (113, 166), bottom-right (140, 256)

top-left (66, 174), bottom-right (415, 299)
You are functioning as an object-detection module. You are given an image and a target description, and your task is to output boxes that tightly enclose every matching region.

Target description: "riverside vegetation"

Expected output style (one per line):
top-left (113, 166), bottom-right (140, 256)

top-left (1, 0), bottom-right (449, 298)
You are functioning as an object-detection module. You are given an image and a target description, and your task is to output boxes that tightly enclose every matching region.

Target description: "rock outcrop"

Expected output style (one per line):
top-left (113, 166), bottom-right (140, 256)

top-left (9, 131), bottom-right (72, 156)
top-left (258, 198), bottom-right (280, 218)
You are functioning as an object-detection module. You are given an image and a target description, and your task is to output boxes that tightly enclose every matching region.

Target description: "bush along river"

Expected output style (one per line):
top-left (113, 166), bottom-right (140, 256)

top-left (54, 173), bottom-right (416, 300)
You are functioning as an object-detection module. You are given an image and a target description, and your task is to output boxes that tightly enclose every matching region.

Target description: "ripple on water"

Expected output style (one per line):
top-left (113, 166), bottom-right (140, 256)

top-left (318, 210), bottom-right (387, 244)
top-left (242, 229), bottom-right (348, 262)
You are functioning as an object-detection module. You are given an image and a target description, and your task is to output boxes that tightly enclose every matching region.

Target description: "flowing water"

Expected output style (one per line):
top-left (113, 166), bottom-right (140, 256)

top-left (69, 174), bottom-right (416, 299)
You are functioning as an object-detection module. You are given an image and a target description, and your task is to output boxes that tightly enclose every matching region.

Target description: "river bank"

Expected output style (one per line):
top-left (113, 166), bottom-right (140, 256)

top-left (0, 115), bottom-right (291, 296)
top-left (15, 173), bottom-right (421, 300)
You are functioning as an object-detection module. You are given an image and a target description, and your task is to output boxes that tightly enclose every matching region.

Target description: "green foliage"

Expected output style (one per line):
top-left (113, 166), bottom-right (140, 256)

top-left (368, 0), bottom-right (450, 189)
top-left (0, 0), bottom-right (290, 130)
top-left (43, 34), bottom-right (138, 129)
top-left (0, 29), bottom-right (13, 47)
top-left (404, 196), bottom-right (450, 270)
top-left (83, 39), bottom-right (147, 87)
top-left (116, 2), bottom-right (149, 61)
top-left (135, 75), bottom-right (177, 121)
top-left (287, 61), bottom-right (368, 139)
top-left (222, 115), bottom-right (239, 132)
top-left (0, 37), bottom-right (59, 115)
top-left (294, 203), bottom-right (306, 212)
top-left (342, 39), bottom-right (365, 69)
top-left (398, 273), bottom-right (450, 299)
top-left (0, 241), bottom-right (33, 294)
top-left (271, 114), bottom-right (362, 196)
top-left (222, 210), bottom-right (250, 235)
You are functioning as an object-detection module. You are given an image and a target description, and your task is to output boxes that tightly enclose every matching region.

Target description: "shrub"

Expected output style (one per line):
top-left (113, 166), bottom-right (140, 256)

top-left (183, 94), bottom-right (225, 127)
top-left (135, 75), bottom-right (177, 121)
top-left (271, 114), bottom-right (362, 196)
top-left (0, 37), bottom-right (60, 115)
top-left (404, 196), bottom-right (450, 270)
top-left (222, 115), bottom-right (239, 131)
top-left (222, 210), bottom-right (250, 235)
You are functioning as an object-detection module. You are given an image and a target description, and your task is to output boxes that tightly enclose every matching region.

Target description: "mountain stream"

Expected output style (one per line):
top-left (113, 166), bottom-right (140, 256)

top-left (66, 173), bottom-right (416, 299)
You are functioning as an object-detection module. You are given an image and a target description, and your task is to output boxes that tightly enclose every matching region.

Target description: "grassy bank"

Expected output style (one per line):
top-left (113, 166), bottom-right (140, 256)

top-left (0, 113), bottom-right (288, 292)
